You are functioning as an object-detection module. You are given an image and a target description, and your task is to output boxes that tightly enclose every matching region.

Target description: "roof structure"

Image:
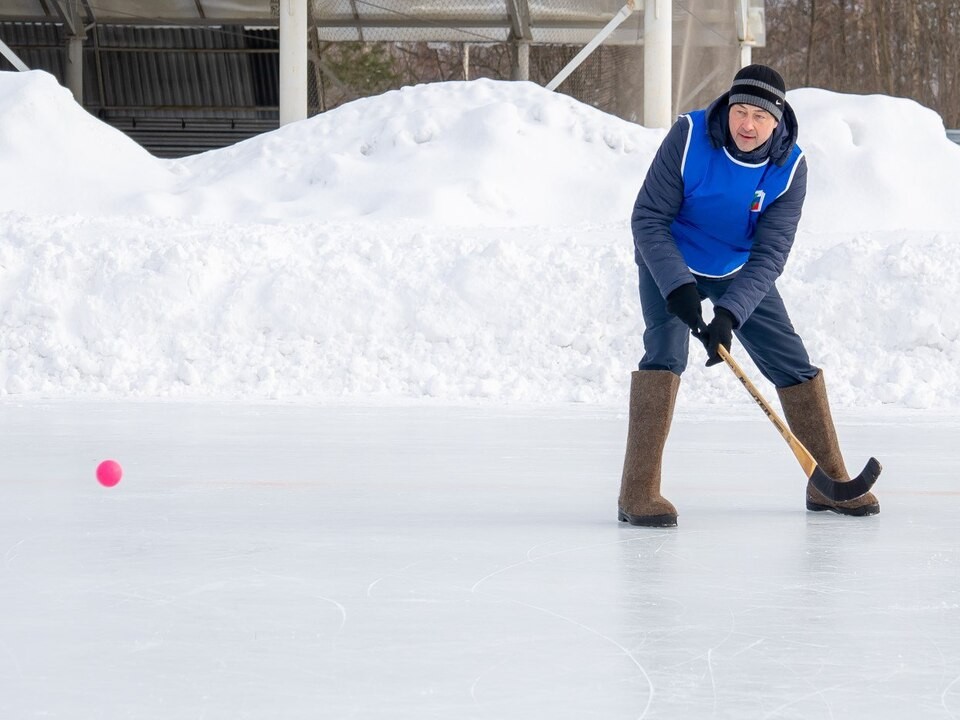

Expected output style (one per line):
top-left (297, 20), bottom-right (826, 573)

top-left (0, 1), bottom-right (746, 47)
top-left (0, 1), bottom-right (763, 154)
top-left (0, 1), bottom-right (274, 25)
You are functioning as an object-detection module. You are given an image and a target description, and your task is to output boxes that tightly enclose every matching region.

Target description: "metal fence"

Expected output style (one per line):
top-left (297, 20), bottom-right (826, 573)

top-left (1, 1), bottom-right (749, 154)
top-left (304, 0), bottom-right (743, 123)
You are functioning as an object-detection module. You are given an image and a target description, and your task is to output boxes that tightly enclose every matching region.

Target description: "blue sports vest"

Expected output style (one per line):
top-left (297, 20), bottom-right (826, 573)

top-left (671, 110), bottom-right (804, 277)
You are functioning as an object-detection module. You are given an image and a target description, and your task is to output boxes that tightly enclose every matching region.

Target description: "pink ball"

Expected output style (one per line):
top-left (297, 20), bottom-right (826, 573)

top-left (96, 460), bottom-right (123, 487)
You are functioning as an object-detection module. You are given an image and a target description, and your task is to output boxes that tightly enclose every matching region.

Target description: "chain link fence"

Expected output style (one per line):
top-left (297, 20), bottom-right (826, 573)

top-left (1, 0), bottom-right (747, 157)
top-left (303, 1), bottom-right (743, 123)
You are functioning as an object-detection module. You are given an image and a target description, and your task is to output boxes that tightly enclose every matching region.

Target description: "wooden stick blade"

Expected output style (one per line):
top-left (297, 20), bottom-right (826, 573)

top-left (809, 457), bottom-right (882, 502)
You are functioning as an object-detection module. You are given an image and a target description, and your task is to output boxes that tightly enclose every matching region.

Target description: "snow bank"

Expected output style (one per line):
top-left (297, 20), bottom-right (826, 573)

top-left (0, 73), bottom-right (664, 225)
top-left (0, 71), bottom-right (176, 215)
top-left (1, 70), bottom-right (959, 409)
top-left (791, 88), bottom-right (960, 233)
top-left (2, 212), bottom-right (957, 409)
top-left (171, 80), bottom-right (664, 225)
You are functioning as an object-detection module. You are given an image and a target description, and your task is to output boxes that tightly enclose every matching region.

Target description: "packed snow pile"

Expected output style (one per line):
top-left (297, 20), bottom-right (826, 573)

top-left (0, 72), bottom-right (663, 225)
top-left (4, 71), bottom-right (959, 230)
top-left (0, 71), bottom-right (176, 215)
top-left (170, 79), bottom-right (665, 225)
top-left (0, 70), bottom-right (959, 409)
top-left (790, 88), bottom-right (960, 233)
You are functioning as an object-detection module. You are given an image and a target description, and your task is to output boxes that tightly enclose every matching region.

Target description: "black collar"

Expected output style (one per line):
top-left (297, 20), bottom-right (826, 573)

top-left (725, 132), bottom-right (773, 163)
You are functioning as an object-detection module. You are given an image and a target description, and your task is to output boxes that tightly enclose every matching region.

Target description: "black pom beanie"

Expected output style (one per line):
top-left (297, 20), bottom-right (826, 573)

top-left (728, 64), bottom-right (786, 121)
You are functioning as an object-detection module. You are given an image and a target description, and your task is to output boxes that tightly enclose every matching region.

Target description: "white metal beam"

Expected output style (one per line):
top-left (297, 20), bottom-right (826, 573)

top-left (643, 0), bottom-right (672, 129)
top-left (545, 1), bottom-right (636, 92)
top-left (279, 0), bottom-right (307, 125)
top-left (0, 37), bottom-right (29, 71)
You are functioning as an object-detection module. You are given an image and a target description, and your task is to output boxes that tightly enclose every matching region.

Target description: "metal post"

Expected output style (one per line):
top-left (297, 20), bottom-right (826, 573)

top-left (512, 40), bottom-right (529, 81)
top-left (507, 0), bottom-right (531, 81)
top-left (54, 1), bottom-right (86, 103)
top-left (736, 0), bottom-right (755, 68)
top-left (279, 0), bottom-right (308, 125)
top-left (643, 0), bottom-right (672, 129)
top-left (66, 33), bottom-right (83, 103)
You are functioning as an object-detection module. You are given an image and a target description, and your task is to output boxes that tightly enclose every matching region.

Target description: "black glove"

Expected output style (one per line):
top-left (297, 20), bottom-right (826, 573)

top-left (665, 283), bottom-right (703, 331)
top-left (702, 307), bottom-right (736, 367)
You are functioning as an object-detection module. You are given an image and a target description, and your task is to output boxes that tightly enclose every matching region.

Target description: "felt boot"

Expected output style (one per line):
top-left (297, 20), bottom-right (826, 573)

top-left (777, 370), bottom-right (880, 516)
top-left (618, 370), bottom-right (680, 527)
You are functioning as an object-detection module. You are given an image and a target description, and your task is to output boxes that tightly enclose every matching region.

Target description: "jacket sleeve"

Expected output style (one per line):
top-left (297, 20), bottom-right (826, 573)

top-left (715, 155), bottom-right (808, 327)
top-left (631, 117), bottom-right (696, 299)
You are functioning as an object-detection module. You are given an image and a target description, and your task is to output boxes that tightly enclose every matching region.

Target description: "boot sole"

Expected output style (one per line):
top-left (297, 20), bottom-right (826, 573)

top-left (806, 499), bottom-right (880, 517)
top-left (618, 508), bottom-right (677, 527)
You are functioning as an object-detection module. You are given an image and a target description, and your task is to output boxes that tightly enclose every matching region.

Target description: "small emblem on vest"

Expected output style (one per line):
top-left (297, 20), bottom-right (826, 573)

top-left (750, 189), bottom-right (766, 212)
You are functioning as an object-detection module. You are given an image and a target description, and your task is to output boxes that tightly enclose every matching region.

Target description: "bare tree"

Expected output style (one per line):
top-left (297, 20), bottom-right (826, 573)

top-left (758, 0), bottom-right (960, 126)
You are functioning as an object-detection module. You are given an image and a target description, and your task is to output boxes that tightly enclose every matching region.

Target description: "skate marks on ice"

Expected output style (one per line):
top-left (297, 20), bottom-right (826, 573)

top-left (357, 530), bottom-right (666, 718)
top-left (0, 402), bottom-right (958, 718)
top-left (468, 534), bottom-right (674, 719)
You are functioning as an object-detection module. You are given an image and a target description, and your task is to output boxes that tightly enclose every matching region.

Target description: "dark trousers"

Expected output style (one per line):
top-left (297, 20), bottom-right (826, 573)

top-left (637, 262), bottom-right (818, 388)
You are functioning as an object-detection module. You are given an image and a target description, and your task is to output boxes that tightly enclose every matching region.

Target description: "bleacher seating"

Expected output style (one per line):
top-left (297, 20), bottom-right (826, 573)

top-left (105, 116), bottom-right (280, 158)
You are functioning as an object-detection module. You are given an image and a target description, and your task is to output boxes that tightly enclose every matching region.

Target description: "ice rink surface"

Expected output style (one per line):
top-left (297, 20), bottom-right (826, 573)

top-left (1, 400), bottom-right (957, 719)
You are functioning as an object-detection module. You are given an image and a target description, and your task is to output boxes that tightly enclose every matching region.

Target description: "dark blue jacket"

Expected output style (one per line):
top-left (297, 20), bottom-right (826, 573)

top-left (631, 93), bottom-right (808, 328)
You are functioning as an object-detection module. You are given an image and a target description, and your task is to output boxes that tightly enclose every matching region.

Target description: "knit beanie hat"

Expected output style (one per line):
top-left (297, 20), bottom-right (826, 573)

top-left (728, 64), bottom-right (786, 121)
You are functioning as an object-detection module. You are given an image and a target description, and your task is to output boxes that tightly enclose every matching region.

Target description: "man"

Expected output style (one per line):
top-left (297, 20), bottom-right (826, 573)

top-left (619, 64), bottom-right (879, 527)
